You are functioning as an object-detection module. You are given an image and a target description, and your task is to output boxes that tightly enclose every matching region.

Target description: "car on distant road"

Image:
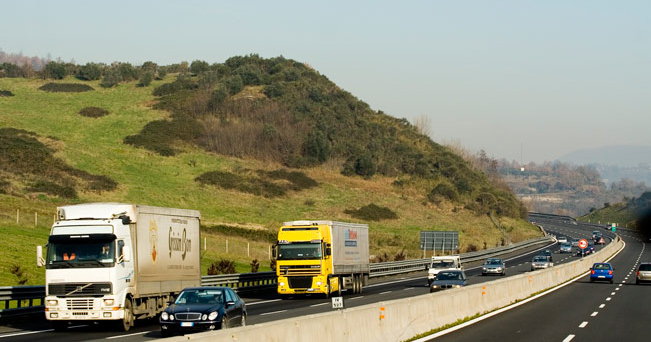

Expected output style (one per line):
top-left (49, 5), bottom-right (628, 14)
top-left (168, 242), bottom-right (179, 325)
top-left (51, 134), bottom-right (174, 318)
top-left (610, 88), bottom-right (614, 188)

top-left (571, 238), bottom-right (580, 247)
top-left (592, 230), bottom-right (601, 239)
top-left (481, 258), bottom-right (506, 276)
top-left (539, 249), bottom-right (553, 262)
top-left (557, 236), bottom-right (568, 243)
top-left (576, 243), bottom-right (595, 256)
top-left (160, 287), bottom-right (246, 337)
top-left (636, 262), bottom-right (651, 285)
top-left (531, 255), bottom-right (553, 271)
top-left (590, 263), bottom-right (614, 283)
top-left (430, 270), bottom-right (467, 292)
top-left (559, 242), bottom-right (572, 253)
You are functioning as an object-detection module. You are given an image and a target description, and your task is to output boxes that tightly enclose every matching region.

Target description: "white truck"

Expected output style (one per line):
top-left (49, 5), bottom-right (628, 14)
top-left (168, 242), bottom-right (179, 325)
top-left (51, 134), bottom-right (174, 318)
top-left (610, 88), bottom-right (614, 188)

top-left (37, 203), bottom-right (201, 331)
top-left (427, 255), bottom-right (462, 286)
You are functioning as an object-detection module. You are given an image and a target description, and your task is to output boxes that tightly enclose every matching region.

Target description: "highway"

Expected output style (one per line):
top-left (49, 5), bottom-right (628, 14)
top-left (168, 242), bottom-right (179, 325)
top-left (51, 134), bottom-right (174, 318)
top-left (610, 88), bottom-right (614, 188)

top-left (430, 219), bottom-right (649, 342)
top-left (0, 217), bottom-right (627, 341)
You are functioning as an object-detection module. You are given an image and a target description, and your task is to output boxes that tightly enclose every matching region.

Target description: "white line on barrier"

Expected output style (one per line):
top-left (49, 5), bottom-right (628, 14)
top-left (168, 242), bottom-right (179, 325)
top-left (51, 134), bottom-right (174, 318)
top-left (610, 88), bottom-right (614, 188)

top-left (413, 237), bottom-right (626, 342)
top-left (106, 331), bottom-right (150, 339)
top-left (579, 322), bottom-right (588, 328)
top-left (563, 334), bottom-right (575, 342)
top-left (260, 310), bottom-right (287, 316)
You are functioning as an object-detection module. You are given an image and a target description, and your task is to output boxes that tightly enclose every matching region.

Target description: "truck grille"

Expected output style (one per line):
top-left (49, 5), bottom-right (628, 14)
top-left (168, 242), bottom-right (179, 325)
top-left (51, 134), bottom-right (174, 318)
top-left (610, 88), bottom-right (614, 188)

top-left (175, 313), bottom-right (201, 321)
top-left (67, 298), bottom-right (95, 310)
top-left (49, 283), bottom-right (112, 297)
top-left (288, 276), bottom-right (313, 289)
top-left (280, 265), bottom-right (321, 276)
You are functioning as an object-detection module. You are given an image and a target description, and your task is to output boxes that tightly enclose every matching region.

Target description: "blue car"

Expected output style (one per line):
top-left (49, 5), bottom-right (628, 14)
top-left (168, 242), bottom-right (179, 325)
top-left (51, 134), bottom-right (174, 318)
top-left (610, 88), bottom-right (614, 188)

top-left (590, 263), bottom-right (614, 283)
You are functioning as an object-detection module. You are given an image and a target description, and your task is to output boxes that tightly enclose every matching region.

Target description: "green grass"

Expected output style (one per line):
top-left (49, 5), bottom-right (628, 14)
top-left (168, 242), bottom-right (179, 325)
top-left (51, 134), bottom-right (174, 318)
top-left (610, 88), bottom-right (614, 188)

top-left (579, 202), bottom-right (636, 228)
top-left (0, 76), bottom-right (541, 285)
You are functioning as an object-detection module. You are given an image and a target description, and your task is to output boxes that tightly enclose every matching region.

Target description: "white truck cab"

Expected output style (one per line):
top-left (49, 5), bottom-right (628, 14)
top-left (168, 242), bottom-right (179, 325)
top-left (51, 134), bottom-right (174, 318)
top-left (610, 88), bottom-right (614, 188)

top-left (427, 255), bottom-right (462, 286)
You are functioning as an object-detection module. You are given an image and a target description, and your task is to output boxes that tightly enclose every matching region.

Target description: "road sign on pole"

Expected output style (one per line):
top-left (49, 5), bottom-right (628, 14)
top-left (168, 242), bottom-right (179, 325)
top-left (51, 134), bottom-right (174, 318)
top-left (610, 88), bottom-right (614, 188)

top-left (578, 239), bottom-right (588, 249)
top-left (332, 296), bottom-right (344, 309)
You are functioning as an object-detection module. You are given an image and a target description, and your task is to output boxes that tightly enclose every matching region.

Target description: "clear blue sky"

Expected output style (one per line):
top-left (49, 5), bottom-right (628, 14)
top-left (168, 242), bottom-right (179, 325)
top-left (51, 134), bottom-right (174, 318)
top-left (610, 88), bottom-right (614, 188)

top-left (2, 0), bottom-right (650, 163)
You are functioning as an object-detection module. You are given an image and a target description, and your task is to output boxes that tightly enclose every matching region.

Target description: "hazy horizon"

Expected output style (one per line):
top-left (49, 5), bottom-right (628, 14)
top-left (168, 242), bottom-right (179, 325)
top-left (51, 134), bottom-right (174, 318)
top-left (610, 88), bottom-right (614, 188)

top-left (2, 0), bottom-right (649, 164)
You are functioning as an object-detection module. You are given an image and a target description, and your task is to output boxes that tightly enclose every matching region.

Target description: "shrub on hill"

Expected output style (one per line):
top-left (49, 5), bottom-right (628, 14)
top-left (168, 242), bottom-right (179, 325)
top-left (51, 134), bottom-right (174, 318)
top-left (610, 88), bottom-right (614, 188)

top-left (79, 106), bottom-right (109, 118)
top-left (0, 90), bottom-right (14, 97)
top-left (100, 69), bottom-right (122, 88)
top-left (344, 204), bottom-right (398, 221)
top-left (138, 71), bottom-right (154, 87)
top-left (38, 83), bottom-right (94, 93)
top-left (0, 128), bottom-right (118, 197)
top-left (0, 63), bottom-right (26, 78)
top-left (195, 168), bottom-right (317, 198)
top-left (41, 61), bottom-right (66, 79)
top-left (78, 63), bottom-right (103, 81)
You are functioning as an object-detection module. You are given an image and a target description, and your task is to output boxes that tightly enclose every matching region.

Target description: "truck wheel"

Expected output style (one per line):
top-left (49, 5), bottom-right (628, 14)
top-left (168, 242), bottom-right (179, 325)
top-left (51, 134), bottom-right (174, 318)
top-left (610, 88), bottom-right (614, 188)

top-left (52, 321), bottom-right (68, 331)
top-left (335, 278), bottom-right (342, 297)
top-left (324, 284), bottom-right (330, 299)
top-left (119, 298), bottom-right (134, 332)
top-left (358, 275), bottom-right (363, 294)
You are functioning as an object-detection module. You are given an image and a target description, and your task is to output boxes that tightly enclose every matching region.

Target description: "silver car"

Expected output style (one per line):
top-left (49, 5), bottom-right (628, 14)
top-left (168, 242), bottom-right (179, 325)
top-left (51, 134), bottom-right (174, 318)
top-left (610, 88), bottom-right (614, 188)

top-left (636, 263), bottom-right (651, 284)
top-left (481, 258), bottom-right (506, 276)
top-left (557, 236), bottom-right (568, 243)
top-left (559, 242), bottom-right (572, 253)
top-left (531, 255), bottom-right (553, 271)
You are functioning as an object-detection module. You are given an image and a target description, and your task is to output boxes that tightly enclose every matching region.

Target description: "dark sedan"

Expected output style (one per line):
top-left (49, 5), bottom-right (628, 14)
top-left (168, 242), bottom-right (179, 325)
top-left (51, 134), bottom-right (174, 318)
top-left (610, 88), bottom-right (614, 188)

top-left (160, 287), bottom-right (246, 337)
top-left (430, 270), bottom-right (467, 292)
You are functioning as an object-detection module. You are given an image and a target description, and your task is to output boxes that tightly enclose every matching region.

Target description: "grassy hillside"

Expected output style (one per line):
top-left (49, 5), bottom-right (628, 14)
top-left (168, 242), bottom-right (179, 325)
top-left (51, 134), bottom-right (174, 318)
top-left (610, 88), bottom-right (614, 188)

top-left (579, 191), bottom-right (651, 228)
top-left (0, 67), bottom-right (540, 286)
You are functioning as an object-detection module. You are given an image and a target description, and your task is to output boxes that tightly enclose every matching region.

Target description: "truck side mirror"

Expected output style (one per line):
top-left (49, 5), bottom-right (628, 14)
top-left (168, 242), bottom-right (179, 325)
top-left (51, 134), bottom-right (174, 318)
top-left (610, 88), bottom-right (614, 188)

top-left (36, 245), bottom-right (44, 267)
top-left (271, 244), bottom-right (277, 258)
top-left (122, 246), bottom-right (131, 262)
top-left (325, 247), bottom-right (331, 256)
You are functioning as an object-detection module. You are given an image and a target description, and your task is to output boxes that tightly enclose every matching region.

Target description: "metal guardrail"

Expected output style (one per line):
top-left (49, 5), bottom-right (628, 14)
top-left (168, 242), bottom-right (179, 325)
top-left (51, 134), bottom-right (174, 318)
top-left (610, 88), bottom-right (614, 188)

top-left (0, 286), bottom-right (45, 319)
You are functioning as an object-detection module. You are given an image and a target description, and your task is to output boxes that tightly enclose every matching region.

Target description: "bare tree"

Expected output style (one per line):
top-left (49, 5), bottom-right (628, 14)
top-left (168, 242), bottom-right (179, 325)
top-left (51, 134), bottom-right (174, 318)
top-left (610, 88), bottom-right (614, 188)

top-left (413, 114), bottom-right (432, 137)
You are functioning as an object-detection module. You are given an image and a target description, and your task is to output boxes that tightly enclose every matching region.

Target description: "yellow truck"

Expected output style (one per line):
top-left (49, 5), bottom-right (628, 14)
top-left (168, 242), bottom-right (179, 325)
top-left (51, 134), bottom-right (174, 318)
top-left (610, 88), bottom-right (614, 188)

top-left (273, 221), bottom-right (369, 298)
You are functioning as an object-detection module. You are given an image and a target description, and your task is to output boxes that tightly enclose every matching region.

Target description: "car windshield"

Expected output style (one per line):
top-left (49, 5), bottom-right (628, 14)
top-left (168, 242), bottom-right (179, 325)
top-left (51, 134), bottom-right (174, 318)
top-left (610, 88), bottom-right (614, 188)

top-left (431, 260), bottom-right (456, 268)
top-left (561, 242), bottom-right (571, 247)
top-left (533, 257), bottom-right (547, 262)
top-left (485, 259), bottom-right (502, 265)
top-left (176, 289), bottom-right (224, 305)
top-left (638, 264), bottom-right (651, 271)
top-left (437, 272), bottom-right (462, 280)
top-left (593, 264), bottom-right (611, 270)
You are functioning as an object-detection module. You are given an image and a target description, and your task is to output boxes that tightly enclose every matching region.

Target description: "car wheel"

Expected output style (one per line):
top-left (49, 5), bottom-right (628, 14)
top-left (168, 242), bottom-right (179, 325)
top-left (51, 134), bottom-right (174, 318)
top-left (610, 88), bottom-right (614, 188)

top-left (161, 329), bottom-right (172, 338)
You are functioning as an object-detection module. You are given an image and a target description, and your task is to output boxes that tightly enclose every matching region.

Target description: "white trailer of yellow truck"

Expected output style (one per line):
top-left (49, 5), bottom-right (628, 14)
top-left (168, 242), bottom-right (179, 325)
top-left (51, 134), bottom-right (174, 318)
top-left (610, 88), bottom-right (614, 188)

top-left (37, 203), bottom-right (201, 331)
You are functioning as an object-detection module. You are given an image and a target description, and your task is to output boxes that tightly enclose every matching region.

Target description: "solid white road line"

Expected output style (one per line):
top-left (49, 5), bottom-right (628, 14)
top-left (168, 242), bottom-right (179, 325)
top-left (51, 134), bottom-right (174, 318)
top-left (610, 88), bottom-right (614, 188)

top-left (260, 310), bottom-right (288, 316)
top-left (106, 331), bottom-right (150, 339)
top-left (310, 302), bottom-right (329, 307)
top-left (247, 298), bottom-right (283, 306)
top-left (379, 291), bottom-right (392, 295)
top-left (0, 330), bottom-right (54, 339)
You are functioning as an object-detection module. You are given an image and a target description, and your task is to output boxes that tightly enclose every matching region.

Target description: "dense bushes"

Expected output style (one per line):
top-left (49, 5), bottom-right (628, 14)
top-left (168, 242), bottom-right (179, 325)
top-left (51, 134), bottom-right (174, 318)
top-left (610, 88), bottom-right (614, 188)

top-left (344, 203), bottom-right (398, 221)
top-left (195, 168), bottom-right (318, 198)
top-left (79, 107), bottom-right (109, 118)
top-left (38, 83), bottom-right (94, 92)
top-left (207, 259), bottom-right (236, 275)
top-left (0, 128), bottom-right (117, 198)
top-left (0, 90), bottom-right (14, 97)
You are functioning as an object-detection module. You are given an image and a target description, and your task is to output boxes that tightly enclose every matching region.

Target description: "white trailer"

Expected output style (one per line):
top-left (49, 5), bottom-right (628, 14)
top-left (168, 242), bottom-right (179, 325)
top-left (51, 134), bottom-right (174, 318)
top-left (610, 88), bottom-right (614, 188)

top-left (37, 203), bottom-right (201, 331)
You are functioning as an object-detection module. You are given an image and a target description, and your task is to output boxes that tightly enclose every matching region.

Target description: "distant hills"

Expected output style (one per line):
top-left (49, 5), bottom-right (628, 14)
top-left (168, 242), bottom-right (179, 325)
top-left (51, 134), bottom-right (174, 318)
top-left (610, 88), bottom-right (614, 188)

top-left (557, 145), bottom-right (651, 168)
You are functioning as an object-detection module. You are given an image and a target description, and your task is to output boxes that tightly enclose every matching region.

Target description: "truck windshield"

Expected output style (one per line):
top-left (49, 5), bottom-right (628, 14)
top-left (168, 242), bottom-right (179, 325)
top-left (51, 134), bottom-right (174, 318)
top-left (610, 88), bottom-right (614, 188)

top-left (277, 243), bottom-right (322, 260)
top-left (431, 260), bottom-right (456, 268)
top-left (46, 239), bottom-right (116, 269)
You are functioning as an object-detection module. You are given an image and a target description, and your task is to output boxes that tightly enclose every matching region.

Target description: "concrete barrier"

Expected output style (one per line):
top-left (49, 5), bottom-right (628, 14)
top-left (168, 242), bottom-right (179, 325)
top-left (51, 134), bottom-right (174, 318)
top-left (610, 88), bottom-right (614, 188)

top-left (170, 238), bottom-right (623, 342)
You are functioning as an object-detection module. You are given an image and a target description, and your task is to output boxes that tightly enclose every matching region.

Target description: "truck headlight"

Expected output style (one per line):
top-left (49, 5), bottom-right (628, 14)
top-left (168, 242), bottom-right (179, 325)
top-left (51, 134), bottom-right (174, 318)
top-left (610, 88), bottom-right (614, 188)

top-left (103, 299), bottom-right (114, 306)
top-left (208, 311), bottom-right (218, 320)
top-left (316, 281), bottom-right (323, 286)
top-left (161, 312), bottom-right (169, 320)
top-left (279, 282), bottom-right (285, 287)
top-left (47, 299), bottom-right (58, 306)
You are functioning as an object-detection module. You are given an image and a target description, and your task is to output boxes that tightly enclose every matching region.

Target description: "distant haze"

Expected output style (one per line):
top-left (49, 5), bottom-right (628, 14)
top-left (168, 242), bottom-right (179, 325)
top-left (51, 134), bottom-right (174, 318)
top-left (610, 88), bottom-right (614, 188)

top-left (557, 145), bottom-right (651, 167)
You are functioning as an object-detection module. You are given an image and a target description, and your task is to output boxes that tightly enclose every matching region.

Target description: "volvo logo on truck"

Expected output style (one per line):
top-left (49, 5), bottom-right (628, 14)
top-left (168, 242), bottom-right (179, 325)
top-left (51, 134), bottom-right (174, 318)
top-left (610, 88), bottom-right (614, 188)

top-left (169, 227), bottom-right (191, 260)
